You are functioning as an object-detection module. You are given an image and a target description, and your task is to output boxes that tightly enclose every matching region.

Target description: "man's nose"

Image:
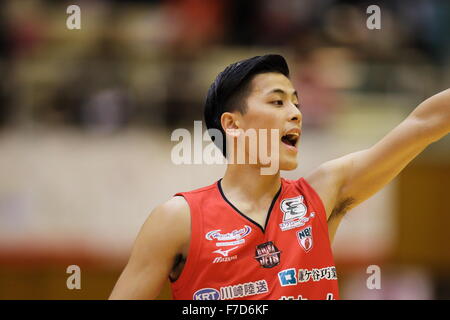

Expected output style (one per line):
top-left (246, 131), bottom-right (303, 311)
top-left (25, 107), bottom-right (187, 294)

top-left (289, 105), bottom-right (302, 124)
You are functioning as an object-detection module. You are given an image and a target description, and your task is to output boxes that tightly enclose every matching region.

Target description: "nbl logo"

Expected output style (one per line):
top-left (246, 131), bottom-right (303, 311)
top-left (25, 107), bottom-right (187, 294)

top-left (254, 241), bottom-right (281, 268)
top-left (297, 226), bottom-right (313, 252)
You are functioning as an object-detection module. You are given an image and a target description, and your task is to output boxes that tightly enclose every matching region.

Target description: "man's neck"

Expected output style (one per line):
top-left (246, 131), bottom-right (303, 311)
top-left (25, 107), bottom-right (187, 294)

top-left (221, 164), bottom-right (281, 202)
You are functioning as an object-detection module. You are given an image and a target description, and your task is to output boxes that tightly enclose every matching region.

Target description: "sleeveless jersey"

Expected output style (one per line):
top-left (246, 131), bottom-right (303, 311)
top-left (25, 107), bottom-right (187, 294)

top-left (170, 177), bottom-right (339, 300)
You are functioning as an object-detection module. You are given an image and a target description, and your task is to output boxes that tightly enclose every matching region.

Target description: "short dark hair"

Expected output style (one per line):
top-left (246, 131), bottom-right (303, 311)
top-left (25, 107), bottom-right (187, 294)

top-left (204, 54), bottom-right (290, 157)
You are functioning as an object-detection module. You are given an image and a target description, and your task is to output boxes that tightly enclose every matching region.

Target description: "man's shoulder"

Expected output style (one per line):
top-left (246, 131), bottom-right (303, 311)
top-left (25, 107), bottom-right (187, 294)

top-left (155, 196), bottom-right (191, 223)
top-left (175, 181), bottom-right (218, 196)
top-left (154, 180), bottom-right (219, 227)
top-left (139, 196), bottom-right (191, 247)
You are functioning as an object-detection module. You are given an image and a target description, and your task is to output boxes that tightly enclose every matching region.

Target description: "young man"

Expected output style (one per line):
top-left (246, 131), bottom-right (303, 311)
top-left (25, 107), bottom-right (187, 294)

top-left (109, 55), bottom-right (449, 300)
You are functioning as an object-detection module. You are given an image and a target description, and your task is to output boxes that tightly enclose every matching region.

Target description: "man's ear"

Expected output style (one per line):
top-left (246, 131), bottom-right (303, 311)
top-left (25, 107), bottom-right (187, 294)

top-left (221, 112), bottom-right (241, 137)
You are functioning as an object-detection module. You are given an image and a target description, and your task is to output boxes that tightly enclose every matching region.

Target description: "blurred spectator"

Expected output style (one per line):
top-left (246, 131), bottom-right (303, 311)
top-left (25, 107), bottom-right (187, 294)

top-left (0, 4), bottom-right (12, 128)
top-left (50, 34), bottom-right (134, 131)
top-left (225, 0), bottom-right (261, 45)
top-left (291, 48), bottom-right (341, 129)
top-left (163, 51), bottom-right (202, 129)
top-left (164, 0), bottom-right (225, 49)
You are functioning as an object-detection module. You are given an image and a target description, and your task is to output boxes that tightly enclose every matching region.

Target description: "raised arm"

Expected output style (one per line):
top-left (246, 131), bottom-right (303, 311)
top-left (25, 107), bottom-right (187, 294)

top-left (109, 196), bottom-right (190, 300)
top-left (307, 89), bottom-right (450, 235)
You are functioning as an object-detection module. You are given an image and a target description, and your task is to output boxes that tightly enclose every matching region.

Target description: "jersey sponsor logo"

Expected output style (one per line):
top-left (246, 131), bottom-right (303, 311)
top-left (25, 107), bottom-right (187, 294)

top-left (192, 280), bottom-right (268, 300)
top-left (212, 255), bottom-right (238, 264)
top-left (212, 246), bottom-right (239, 264)
top-left (281, 196), bottom-right (307, 220)
top-left (277, 266), bottom-right (338, 287)
top-left (326, 293), bottom-right (335, 300)
top-left (279, 196), bottom-right (315, 231)
top-left (193, 288), bottom-right (220, 300)
top-left (279, 295), bottom-right (308, 300)
top-left (215, 240), bottom-right (244, 246)
top-left (205, 225), bottom-right (252, 246)
top-left (297, 226), bottom-right (313, 252)
top-left (254, 241), bottom-right (281, 268)
top-left (279, 293), bottom-right (335, 300)
top-left (213, 246), bottom-right (238, 257)
top-left (298, 266), bottom-right (337, 283)
top-left (220, 279), bottom-right (269, 300)
top-left (277, 268), bottom-right (297, 286)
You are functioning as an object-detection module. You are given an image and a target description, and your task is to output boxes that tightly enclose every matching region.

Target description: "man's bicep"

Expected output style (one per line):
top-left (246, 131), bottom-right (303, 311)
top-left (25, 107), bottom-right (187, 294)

top-left (339, 116), bottom-right (431, 206)
top-left (109, 197), bottom-right (190, 299)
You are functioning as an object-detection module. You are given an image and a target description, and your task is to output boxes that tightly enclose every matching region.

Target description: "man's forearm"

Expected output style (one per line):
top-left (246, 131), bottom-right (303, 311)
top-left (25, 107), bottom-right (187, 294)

top-left (409, 89), bottom-right (450, 143)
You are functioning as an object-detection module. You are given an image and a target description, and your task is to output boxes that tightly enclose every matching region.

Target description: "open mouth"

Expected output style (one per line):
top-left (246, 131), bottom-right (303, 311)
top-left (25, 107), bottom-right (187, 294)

top-left (281, 132), bottom-right (299, 148)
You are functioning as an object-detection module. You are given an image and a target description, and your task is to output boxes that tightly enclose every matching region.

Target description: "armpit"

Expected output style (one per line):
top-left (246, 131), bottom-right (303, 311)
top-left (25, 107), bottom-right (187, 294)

top-left (329, 197), bottom-right (355, 221)
top-left (169, 253), bottom-right (187, 282)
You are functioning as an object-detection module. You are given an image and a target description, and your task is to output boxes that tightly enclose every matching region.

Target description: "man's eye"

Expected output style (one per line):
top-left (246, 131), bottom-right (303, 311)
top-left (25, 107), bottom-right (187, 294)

top-left (272, 100), bottom-right (283, 106)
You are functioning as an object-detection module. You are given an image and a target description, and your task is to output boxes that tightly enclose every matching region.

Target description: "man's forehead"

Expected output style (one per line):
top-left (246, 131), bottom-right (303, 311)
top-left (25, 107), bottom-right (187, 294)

top-left (249, 72), bottom-right (295, 94)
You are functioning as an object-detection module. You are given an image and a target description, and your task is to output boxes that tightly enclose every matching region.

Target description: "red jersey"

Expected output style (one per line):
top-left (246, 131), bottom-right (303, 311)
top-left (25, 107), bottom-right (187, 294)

top-left (170, 177), bottom-right (339, 300)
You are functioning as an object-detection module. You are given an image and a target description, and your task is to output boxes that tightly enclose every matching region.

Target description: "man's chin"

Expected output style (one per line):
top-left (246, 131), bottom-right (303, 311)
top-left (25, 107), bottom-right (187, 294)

top-left (280, 160), bottom-right (298, 171)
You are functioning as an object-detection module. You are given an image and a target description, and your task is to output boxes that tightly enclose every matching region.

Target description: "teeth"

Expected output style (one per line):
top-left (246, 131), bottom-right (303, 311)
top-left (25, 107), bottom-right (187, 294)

top-left (285, 132), bottom-right (299, 137)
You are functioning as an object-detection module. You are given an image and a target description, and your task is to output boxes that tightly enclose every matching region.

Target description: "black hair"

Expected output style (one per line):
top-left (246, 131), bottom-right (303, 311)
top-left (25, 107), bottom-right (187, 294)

top-left (204, 54), bottom-right (290, 157)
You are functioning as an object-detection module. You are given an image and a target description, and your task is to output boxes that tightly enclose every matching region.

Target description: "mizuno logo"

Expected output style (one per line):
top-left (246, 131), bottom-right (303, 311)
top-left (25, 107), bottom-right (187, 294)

top-left (213, 246), bottom-right (239, 257)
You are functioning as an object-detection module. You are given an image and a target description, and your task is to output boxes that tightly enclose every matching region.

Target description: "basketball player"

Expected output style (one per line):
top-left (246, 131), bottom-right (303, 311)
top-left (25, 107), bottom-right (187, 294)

top-left (109, 55), bottom-right (449, 300)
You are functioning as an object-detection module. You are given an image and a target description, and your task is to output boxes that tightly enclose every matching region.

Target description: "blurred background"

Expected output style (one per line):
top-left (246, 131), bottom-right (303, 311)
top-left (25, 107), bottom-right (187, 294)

top-left (0, 0), bottom-right (449, 299)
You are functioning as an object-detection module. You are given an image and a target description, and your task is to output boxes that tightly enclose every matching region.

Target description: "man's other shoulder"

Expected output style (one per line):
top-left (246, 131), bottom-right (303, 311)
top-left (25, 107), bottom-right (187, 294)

top-left (142, 196), bottom-right (191, 244)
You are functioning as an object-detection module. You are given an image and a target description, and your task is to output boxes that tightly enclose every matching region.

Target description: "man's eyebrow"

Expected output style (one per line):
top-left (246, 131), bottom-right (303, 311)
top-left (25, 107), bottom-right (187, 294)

top-left (267, 88), bottom-right (298, 98)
